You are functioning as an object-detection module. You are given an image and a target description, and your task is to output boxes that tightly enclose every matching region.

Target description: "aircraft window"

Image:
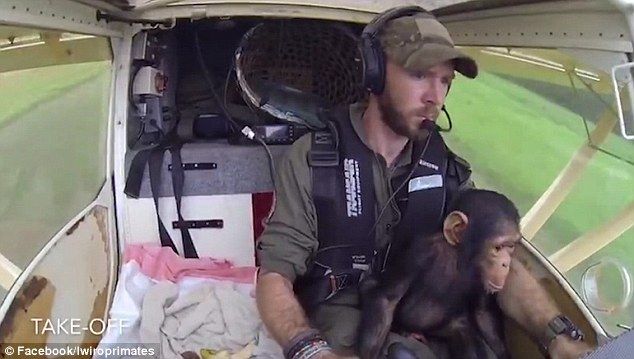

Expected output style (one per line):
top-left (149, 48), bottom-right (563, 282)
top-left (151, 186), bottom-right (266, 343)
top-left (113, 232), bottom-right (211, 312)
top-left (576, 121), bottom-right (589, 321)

top-left (535, 148), bottom-right (634, 336)
top-left (0, 26), bottom-right (112, 302)
top-left (443, 46), bottom-right (634, 336)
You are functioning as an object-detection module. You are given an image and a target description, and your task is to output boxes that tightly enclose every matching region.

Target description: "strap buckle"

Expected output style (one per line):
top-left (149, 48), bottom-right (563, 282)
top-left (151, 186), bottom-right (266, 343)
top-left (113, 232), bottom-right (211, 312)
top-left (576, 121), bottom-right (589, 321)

top-left (325, 274), bottom-right (345, 301)
top-left (308, 150), bottom-right (339, 167)
top-left (308, 121), bottom-right (340, 167)
top-left (324, 272), bottom-right (358, 301)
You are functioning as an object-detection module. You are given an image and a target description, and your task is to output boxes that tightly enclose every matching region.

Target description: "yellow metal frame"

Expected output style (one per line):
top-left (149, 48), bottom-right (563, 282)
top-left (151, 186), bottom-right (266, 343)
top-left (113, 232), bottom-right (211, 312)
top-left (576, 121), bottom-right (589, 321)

top-left (550, 202), bottom-right (634, 273)
top-left (521, 109), bottom-right (619, 240)
top-left (0, 254), bottom-right (20, 291)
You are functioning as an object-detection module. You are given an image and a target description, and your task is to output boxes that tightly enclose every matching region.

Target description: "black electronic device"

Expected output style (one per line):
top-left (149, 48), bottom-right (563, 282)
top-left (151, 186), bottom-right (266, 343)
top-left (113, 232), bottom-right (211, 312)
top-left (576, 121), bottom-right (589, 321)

top-left (229, 123), bottom-right (310, 145)
top-left (193, 113), bottom-right (231, 139)
top-left (129, 30), bottom-right (179, 148)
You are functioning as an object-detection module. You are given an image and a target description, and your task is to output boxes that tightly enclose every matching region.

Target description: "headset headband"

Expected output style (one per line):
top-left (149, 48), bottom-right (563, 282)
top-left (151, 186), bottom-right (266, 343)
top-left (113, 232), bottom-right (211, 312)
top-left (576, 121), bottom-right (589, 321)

top-left (362, 6), bottom-right (431, 39)
top-left (360, 6), bottom-right (434, 95)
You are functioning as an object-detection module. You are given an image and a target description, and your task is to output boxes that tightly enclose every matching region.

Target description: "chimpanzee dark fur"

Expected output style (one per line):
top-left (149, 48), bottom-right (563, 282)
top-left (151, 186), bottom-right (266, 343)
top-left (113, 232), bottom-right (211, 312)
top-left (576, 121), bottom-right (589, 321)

top-left (358, 189), bottom-right (520, 359)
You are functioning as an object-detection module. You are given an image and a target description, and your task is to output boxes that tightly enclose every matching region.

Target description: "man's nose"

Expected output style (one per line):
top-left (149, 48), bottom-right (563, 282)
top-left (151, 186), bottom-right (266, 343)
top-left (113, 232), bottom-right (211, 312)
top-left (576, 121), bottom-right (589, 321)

top-left (422, 79), bottom-right (445, 105)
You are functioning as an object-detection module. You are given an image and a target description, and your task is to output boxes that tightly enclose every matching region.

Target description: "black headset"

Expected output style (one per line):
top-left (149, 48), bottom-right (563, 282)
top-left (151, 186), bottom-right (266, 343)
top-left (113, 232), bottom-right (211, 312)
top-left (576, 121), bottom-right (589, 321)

top-left (360, 6), bottom-right (433, 95)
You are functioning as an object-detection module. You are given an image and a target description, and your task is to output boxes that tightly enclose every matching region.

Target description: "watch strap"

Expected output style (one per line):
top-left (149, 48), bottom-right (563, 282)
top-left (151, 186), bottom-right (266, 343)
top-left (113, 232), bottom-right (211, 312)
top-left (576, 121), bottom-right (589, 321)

top-left (543, 315), bottom-right (585, 352)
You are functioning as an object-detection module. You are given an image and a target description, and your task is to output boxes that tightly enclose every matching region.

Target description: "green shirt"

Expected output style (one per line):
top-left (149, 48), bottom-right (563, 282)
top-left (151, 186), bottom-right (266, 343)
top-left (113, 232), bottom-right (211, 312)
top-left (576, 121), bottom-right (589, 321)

top-left (256, 103), bottom-right (472, 350)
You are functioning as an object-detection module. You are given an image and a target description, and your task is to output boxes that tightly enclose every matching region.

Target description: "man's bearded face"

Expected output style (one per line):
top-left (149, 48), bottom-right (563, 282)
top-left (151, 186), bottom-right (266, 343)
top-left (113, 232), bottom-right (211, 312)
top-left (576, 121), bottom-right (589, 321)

top-left (378, 89), bottom-right (440, 141)
top-left (377, 60), bottom-right (454, 140)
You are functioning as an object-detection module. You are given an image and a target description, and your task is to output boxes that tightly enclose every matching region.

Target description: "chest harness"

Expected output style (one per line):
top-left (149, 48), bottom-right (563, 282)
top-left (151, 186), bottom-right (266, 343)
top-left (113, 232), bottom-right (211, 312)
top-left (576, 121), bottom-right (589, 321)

top-left (294, 108), bottom-right (470, 312)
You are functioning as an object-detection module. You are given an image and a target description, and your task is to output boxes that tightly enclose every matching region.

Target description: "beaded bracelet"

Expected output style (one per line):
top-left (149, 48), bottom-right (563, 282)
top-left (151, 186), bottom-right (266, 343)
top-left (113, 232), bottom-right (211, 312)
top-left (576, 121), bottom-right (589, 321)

top-left (294, 339), bottom-right (330, 359)
top-left (284, 329), bottom-right (331, 359)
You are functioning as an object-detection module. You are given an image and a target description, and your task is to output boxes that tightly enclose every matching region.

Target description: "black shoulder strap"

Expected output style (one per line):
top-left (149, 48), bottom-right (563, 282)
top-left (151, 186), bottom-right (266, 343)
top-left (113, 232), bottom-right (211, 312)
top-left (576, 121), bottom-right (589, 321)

top-left (447, 150), bottom-right (472, 186)
top-left (124, 148), bottom-right (152, 199)
top-left (148, 145), bottom-right (180, 254)
top-left (165, 142), bottom-right (199, 258)
top-left (395, 131), bottom-right (450, 237)
top-left (124, 140), bottom-right (199, 258)
top-left (308, 121), bottom-right (340, 168)
top-left (443, 149), bottom-right (473, 216)
top-left (296, 108), bottom-right (376, 311)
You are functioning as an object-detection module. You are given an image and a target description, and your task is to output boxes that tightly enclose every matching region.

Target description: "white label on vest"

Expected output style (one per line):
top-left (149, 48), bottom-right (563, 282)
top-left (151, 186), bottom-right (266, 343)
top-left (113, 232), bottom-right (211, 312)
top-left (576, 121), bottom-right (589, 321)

top-left (408, 175), bottom-right (443, 193)
top-left (344, 158), bottom-right (362, 217)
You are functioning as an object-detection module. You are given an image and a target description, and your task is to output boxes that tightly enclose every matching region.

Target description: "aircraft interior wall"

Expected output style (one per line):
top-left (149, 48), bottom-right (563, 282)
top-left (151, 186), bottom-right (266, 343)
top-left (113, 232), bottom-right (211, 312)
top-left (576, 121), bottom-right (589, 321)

top-left (122, 17), bottom-right (363, 262)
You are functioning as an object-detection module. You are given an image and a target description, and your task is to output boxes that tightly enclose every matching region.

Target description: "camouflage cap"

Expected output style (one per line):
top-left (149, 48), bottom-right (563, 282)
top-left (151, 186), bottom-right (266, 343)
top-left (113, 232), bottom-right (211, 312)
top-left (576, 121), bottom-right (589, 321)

top-left (379, 12), bottom-right (478, 79)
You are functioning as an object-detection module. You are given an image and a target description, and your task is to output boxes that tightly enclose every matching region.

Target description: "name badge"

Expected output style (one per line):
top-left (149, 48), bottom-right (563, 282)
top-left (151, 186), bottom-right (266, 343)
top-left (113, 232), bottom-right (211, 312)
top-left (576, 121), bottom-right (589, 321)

top-left (408, 175), bottom-right (443, 193)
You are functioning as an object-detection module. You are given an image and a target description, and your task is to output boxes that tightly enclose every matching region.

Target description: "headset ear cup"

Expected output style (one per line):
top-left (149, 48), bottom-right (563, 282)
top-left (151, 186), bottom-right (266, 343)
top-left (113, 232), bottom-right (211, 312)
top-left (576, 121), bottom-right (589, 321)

top-left (361, 35), bottom-right (385, 95)
top-left (360, 35), bottom-right (377, 93)
top-left (373, 38), bottom-right (386, 95)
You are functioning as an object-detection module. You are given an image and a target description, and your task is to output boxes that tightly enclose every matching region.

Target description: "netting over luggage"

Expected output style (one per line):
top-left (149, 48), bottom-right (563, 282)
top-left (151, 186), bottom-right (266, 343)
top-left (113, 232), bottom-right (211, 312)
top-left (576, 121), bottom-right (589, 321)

top-left (235, 20), bottom-right (364, 127)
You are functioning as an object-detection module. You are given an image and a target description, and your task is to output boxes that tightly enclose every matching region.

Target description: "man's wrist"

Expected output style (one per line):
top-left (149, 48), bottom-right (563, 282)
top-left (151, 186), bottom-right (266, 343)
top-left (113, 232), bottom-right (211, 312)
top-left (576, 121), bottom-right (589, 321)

top-left (542, 315), bottom-right (584, 352)
top-left (284, 328), bottom-right (332, 359)
top-left (548, 334), bottom-right (569, 353)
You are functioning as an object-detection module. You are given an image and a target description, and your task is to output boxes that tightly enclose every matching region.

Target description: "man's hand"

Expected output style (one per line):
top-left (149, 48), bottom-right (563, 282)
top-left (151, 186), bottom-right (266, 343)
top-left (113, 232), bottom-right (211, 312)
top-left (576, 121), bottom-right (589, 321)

top-left (314, 350), bottom-right (342, 359)
top-left (314, 350), bottom-right (357, 359)
top-left (549, 336), bottom-right (594, 359)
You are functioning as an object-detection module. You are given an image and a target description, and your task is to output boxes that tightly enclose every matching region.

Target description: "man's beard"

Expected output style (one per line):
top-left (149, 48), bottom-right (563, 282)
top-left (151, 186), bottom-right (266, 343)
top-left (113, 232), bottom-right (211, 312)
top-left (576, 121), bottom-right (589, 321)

top-left (377, 92), bottom-right (439, 141)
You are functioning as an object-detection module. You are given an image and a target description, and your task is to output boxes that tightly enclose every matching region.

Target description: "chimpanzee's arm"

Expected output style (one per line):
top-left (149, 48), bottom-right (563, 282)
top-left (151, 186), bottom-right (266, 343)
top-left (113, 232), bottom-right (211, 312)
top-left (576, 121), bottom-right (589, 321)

top-left (438, 316), bottom-right (485, 359)
top-left (357, 239), bottom-right (437, 359)
top-left (357, 287), bottom-right (398, 359)
top-left (474, 295), bottom-right (509, 359)
top-left (497, 260), bottom-right (594, 358)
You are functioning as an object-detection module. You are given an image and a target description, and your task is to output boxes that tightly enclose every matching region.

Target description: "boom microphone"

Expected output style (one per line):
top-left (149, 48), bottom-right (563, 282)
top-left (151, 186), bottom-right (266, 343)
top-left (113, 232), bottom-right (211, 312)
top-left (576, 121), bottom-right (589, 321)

top-left (438, 105), bottom-right (453, 132)
top-left (421, 119), bottom-right (441, 133)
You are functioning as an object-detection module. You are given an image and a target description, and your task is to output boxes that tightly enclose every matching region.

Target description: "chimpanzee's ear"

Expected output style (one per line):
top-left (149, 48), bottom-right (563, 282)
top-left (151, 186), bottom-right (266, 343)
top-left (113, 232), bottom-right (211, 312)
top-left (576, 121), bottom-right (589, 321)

top-left (443, 211), bottom-right (469, 246)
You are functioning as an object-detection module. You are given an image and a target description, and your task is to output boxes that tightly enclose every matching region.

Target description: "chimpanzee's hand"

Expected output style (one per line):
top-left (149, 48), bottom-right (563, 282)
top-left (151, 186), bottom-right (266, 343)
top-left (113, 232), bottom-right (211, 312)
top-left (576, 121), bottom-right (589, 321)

top-left (549, 336), bottom-right (594, 359)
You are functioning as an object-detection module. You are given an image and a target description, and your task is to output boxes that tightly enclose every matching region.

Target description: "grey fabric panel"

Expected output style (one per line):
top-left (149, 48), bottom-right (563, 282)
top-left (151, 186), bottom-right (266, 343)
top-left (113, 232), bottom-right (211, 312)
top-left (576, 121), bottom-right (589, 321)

top-left (132, 140), bottom-right (290, 198)
top-left (585, 330), bottom-right (634, 358)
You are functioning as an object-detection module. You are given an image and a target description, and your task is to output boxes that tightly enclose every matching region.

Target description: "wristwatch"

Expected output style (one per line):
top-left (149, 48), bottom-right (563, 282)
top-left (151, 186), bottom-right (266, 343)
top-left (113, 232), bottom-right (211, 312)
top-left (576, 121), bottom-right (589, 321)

top-left (544, 315), bottom-right (585, 350)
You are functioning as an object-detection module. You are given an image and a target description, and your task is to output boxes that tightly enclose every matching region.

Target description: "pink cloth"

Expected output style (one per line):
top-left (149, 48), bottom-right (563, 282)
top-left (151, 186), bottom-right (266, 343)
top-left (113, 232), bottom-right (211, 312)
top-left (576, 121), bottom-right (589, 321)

top-left (123, 244), bottom-right (257, 284)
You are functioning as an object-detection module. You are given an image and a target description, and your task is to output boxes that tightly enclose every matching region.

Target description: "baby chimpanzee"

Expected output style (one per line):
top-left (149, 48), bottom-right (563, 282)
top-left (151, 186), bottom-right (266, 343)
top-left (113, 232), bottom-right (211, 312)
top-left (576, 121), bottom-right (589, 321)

top-left (358, 189), bottom-right (521, 359)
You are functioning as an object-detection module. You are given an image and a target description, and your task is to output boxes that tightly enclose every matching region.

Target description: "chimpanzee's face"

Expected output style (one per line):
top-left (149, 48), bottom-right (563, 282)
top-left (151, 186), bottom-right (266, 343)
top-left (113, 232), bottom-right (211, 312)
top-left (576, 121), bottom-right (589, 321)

top-left (478, 230), bottom-right (521, 294)
top-left (441, 192), bottom-right (522, 295)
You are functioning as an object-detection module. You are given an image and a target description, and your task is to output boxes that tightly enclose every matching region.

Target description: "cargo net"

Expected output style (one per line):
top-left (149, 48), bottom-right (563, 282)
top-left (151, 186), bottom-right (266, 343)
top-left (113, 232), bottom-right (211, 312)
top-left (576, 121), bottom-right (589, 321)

top-left (235, 20), bottom-right (364, 111)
